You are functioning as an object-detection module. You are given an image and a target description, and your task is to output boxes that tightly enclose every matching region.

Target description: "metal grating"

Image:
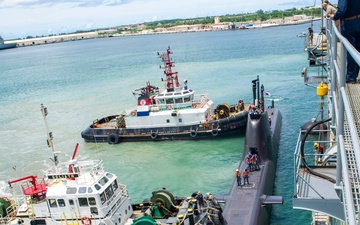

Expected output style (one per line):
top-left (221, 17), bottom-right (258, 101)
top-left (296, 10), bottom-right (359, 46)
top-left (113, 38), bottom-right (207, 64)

top-left (344, 85), bottom-right (360, 223)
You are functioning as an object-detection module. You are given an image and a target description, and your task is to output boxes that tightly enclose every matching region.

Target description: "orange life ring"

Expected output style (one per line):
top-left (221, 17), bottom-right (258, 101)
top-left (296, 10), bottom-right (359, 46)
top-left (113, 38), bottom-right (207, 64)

top-left (192, 103), bottom-right (197, 108)
top-left (81, 216), bottom-right (92, 225)
top-left (131, 111), bottom-right (136, 116)
top-left (119, 185), bottom-right (125, 194)
top-left (166, 104), bottom-right (172, 110)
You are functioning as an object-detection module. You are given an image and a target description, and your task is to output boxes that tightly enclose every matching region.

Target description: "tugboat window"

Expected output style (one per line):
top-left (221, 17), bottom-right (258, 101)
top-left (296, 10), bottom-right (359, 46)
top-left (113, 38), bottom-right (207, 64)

top-left (57, 199), bottom-right (65, 207)
top-left (69, 199), bottom-right (74, 205)
top-left (175, 98), bottom-right (182, 103)
top-left (112, 180), bottom-right (118, 191)
top-left (179, 119), bottom-right (182, 123)
top-left (88, 187), bottom-right (93, 193)
top-left (88, 197), bottom-right (96, 205)
top-left (100, 192), bottom-right (106, 204)
top-left (90, 207), bottom-right (99, 215)
top-left (105, 186), bottom-right (114, 200)
top-left (49, 199), bottom-right (57, 208)
top-left (66, 187), bottom-right (77, 194)
top-left (166, 119), bottom-right (170, 123)
top-left (79, 187), bottom-right (87, 194)
top-left (78, 198), bottom-right (88, 206)
top-left (106, 173), bottom-right (113, 178)
top-left (184, 96), bottom-right (190, 102)
top-left (166, 99), bottom-right (174, 104)
top-left (94, 184), bottom-right (101, 190)
top-left (99, 176), bottom-right (109, 186)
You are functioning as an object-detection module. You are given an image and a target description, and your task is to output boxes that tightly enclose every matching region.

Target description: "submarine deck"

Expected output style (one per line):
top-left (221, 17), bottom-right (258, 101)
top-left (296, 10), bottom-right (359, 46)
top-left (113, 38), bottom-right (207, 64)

top-left (222, 107), bottom-right (282, 225)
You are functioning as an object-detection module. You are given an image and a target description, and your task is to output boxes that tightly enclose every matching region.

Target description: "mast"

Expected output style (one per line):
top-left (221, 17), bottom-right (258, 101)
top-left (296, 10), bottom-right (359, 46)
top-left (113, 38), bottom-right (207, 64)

top-left (158, 47), bottom-right (180, 92)
top-left (41, 104), bottom-right (59, 167)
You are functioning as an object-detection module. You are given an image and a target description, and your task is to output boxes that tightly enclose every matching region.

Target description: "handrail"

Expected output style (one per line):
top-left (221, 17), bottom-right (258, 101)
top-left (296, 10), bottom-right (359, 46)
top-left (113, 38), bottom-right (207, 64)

top-left (325, 18), bottom-right (360, 224)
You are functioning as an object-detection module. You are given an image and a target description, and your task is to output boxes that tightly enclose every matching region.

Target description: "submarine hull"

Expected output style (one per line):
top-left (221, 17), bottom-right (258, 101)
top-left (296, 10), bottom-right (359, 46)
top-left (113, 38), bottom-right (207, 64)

top-left (222, 78), bottom-right (282, 225)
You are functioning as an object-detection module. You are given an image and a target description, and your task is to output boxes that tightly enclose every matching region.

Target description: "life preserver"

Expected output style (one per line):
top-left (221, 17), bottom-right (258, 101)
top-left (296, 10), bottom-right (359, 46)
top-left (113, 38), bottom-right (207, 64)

top-left (211, 129), bottom-right (218, 137)
top-left (190, 130), bottom-right (197, 138)
top-left (192, 103), bottom-right (197, 108)
top-left (118, 185), bottom-right (125, 194)
top-left (150, 131), bottom-right (158, 139)
top-left (131, 111), bottom-right (136, 116)
top-left (81, 216), bottom-right (92, 225)
top-left (166, 104), bottom-right (172, 110)
top-left (107, 133), bottom-right (119, 144)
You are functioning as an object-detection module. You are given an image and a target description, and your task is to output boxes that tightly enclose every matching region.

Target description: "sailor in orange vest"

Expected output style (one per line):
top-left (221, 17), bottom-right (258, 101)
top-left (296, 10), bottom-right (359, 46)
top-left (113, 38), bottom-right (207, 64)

top-left (245, 152), bottom-right (253, 172)
top-left (314, 142), bottom-right (324, 163)
top-left (235, 169), bottom-right (241, 186)
top-left (243, 169), bottom-right (250, 185)
top-left (252, 154), bottom-right (260, 171)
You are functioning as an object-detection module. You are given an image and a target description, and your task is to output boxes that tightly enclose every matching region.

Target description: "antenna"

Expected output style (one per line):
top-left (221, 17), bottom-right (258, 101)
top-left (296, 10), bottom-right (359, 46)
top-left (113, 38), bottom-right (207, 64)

top-left (41, 104), bottom-right (59, 167)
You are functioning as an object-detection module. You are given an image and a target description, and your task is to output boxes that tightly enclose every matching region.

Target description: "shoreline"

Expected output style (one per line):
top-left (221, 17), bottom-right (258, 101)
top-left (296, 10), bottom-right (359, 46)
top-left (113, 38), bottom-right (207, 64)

top-left (5, 18), bottom-right (319, 48)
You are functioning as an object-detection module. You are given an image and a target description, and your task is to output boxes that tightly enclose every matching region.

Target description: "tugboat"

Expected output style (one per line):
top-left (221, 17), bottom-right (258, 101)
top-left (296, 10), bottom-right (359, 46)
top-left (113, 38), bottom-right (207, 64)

top-left (81, 47), bottom-right (249, 144)
top-left (0, 105), bottom-right (224, 225)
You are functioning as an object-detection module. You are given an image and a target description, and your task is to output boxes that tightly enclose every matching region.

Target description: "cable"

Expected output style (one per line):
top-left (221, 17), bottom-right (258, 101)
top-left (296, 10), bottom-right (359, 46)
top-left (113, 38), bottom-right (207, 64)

top-left (299, 117), bottom-right (335, 184)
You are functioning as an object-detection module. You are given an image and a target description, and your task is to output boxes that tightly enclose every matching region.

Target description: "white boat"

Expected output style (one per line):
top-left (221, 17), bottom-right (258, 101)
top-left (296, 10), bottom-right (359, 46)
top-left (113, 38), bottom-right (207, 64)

top-left (81, 47), bottom-right (249, 144)
top-left (0, 36), bottom-right (16, 50)
top-left (0, 105), bottom-right (224, 225)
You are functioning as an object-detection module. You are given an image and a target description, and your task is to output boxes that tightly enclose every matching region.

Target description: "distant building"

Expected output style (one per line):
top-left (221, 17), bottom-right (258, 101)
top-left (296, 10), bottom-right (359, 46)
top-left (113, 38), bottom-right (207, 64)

top-left (214, 16), bottom-right (220, 24)
top-left (137, 24), bottom-right (146, 30)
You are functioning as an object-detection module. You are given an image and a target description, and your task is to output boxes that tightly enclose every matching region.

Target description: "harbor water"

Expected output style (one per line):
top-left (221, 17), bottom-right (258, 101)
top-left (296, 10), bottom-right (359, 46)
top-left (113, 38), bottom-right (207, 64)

top-left (0, 22), bottom-right (321, 224)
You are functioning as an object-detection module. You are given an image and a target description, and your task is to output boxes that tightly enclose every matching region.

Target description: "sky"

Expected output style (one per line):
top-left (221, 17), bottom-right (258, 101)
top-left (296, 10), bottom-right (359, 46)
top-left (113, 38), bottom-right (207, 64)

top-left (0, 0), bottom-right (315, 39)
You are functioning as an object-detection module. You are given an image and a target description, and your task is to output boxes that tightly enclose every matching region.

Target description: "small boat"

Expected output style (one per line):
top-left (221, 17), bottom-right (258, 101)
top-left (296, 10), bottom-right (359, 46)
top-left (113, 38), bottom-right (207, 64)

top-left (81, 47), bottom-right (249, 144)
top-left (297, 32), bottom-right (307, 37)
top-left (0, 36), bottom-right (16, 50)
top-left (0, 105), bottom-right (224, 225)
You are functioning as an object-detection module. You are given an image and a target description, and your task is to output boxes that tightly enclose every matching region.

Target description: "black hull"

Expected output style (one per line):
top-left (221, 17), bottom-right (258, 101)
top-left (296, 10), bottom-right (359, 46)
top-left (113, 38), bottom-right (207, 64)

top-left (81, 111), bottom-right (248, 144)
top-left (222, 106), bottom-right (283, 225)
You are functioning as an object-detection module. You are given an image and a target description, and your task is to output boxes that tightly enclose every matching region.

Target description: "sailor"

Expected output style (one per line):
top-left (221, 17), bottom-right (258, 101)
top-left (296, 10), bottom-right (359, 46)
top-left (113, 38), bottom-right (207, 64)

top-left (314, 142), bottom-right (324, 163)
top-left (252, 154), bottom-right (260, 171)
top-left (184, 79), bottom-right (188, 90)
top-left (308, 27), bottom-right (313, 46)
top-left (238, 99), bottom-right (244, 111)
top-left (196, 192), bottom-right (204, 209)
top-left (243, 169), bottom-right (250, 185)
top-left (268, 116), bottom-right (272, 126)
top-left (246, 152), bottom-right (253, 172)
top-left (235, 169), bottom-right (242, 186)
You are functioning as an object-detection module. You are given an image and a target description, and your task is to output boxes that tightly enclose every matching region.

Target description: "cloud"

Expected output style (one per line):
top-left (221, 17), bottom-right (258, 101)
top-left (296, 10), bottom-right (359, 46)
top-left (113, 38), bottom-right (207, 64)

top-left (0, 0), bottom-right (134, 8)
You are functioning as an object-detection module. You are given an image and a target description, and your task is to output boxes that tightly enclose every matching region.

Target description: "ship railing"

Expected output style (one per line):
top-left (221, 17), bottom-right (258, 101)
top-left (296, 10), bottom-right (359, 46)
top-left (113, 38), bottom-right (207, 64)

top-left (79, 160), bottom-right (105, 175)
top-left (154, 93), bottom-right (210, 111)
top-left (293, 128), bottom-right (338, 196)
top-left (325, 18), bottom-right (360, 225)
top-left (46, 160), bottom-right (105, 177)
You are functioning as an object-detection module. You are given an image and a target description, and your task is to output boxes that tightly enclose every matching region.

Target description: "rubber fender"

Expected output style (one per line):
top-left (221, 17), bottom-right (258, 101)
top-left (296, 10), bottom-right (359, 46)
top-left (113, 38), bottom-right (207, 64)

top-left (131, 216), bottom-right (157, 225)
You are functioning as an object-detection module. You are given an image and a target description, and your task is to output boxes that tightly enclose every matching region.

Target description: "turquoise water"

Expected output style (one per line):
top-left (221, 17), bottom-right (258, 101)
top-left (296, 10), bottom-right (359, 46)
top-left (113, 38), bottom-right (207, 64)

top-left (0, 22), bottom-right (322, 224)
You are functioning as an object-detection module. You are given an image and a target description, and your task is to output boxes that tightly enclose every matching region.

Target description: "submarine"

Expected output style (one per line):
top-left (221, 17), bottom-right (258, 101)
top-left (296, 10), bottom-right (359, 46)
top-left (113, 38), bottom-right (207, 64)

top-left (221, 76), bottom-right (283, 225)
